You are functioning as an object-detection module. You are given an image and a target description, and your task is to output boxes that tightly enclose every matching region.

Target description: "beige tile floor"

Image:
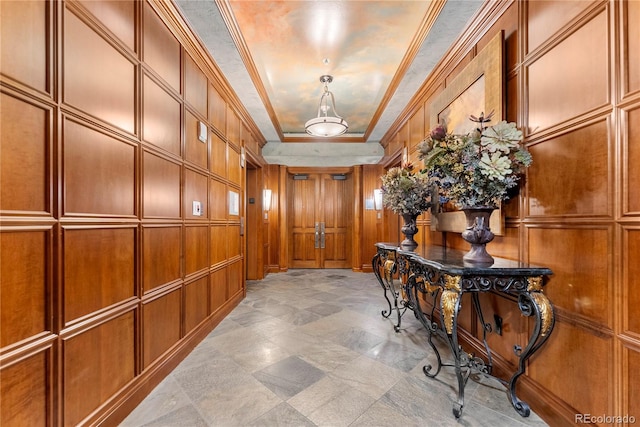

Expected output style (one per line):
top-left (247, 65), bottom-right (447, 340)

top-left (121, 269), bottom-right (549, 426)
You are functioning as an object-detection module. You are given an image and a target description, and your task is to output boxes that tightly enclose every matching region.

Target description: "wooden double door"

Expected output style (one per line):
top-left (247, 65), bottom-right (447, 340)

top-left (288, 172), bottom-right (353, 268)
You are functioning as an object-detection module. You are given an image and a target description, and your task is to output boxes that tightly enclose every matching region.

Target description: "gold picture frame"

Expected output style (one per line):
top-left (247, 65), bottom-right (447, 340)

top-left (429, 31), bottom-right (504, 235)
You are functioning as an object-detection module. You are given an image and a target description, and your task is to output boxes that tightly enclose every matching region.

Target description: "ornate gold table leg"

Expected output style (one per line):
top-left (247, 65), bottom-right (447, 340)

top-left (508, 277), bottom-right (555, 417)
top-left (372, 250), bottom-right (408, 332)
top-left (440, 274), bottom-right (468, 418)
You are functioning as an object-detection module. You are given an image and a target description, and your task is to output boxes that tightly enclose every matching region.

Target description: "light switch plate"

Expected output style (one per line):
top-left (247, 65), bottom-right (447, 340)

top-left (192, 200), bottom-right (202, 216)
top-left (198, 121), bottom-right (207, 143)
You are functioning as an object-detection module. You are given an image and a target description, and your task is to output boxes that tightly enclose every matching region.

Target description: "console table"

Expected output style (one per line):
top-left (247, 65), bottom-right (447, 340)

top-left (372, 242), bottom-right (554, 418)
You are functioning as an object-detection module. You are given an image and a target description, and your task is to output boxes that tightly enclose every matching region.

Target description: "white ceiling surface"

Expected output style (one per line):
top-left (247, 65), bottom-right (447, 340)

top-left (175, 0), bottom-right (483, 167)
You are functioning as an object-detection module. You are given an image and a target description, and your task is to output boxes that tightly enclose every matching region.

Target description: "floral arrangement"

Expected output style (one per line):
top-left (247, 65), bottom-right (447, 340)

top-left (380, 163), bottom-right (432, 215)
top-left (417, 112), bottom-right (532, 209)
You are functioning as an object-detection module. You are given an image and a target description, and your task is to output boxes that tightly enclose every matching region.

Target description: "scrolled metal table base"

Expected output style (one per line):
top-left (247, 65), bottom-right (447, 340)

top-left (393, 245), bottom-right (555, 419)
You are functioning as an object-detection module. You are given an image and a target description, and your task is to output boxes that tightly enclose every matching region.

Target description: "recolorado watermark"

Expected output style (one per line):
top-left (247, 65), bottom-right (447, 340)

top-left (575, 414), bottom-right (636, 424)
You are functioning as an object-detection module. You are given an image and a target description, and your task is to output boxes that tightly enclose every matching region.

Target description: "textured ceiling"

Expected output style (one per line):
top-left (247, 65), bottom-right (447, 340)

top-left (175, 0), bottom-right (483, 166)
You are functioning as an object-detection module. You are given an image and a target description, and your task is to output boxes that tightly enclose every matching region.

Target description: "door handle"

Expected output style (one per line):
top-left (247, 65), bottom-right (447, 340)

top-left (314, 222), bottom-right (320, 249)
top-left (320, 222), bottom-right (325, 249)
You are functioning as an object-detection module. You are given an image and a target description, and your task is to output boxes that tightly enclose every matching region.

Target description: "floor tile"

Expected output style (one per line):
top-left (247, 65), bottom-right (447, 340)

top-left (252, 355), bottom-right (326, 399)
top-left (122, 269), bottom-right (549, 427)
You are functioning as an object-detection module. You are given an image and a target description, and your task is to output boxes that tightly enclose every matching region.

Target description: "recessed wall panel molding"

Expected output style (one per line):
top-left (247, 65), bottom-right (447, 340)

top-left (527, 10), bottom-right (609, 133)
top-left (0, 228), bottom-right (50, 348)
top-left (0, 0), bottom-right (49, 95)
top-left (185, 110), bottom-right (209, 170)
top-left (210, 225), bottom-right (227, 266)
top-left (143, 75), bottom-right (181, 156)
top-left (228, 146), bottom-right (242, 186)
top-left (526, 0), bottom-right (592, 54)
top-left (185, 225), bottom-right (209, 276)
top-left (63, 312), bottom-right (135, 426)
top-left (209, 84), bottom-right (226, 135)
top-left (143, 1), bottom-right (180, 91)
top-left (142, 225), bottom-right (181, 294)
top-left (227, 260), bottom-right (243, 297)
top-left (527, 119), bottom-right (610, 218)
top-left (63, 118), bottom-right (135, 217)
top-left (77, 0), bottom-right (136, 51)
top-left (210, 267), bottom-right (227, 314)
top-left (210, 133), bottom-right (227, 178)
top-left (142, 289), bottom-right (181, 368)
top-left (63, 7), bottom-right (135, 134)
top-left (625, 346), bottom-right (640, 419)
top-left (184, 276), bottom-right (208, 334)
top-left (0, 350), bottom-right (51, 426)
top-left (625, 227), bottom-right (640, 336)
top-left (227, 224), bottom-right (241, 258)
top-left (0, 92), bottom-right (51, 215)
top-left (623, 0), bottom-right (640, 96)
top-left (184, 169), bottom-right (208, 220)
top-left (63, 227), bottom-right (136, 324)
top-left (142, 150), bottom-right (181, 218)
top-left (624, 106), bottom-right (640, 214)
top-left (185, 55), bottom-right (208, 117)
top-left (210, 178), bottom-right (227, 220)
top-left (528, 226), bottom-right (612, 328)
top-left (527, 320), bottom-right (611, 418)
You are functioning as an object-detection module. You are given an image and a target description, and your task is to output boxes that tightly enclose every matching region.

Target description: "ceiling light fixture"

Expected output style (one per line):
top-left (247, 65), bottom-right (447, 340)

top-left (305, 75), bottom-right (348, 137)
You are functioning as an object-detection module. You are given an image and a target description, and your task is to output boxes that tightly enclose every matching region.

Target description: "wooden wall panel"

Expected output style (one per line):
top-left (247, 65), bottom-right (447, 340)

top-left (528, 226), bottom-right (610, 327)
top-left (209, 85), bottom-right (226, 136)
top-left (527, 120), bottom-right (610, 217)
top-left (526, 0), bottom-right (591, 53)
top-left (142, 150), bottom-right (181, 218)
top-left (143, 75), bottom-right (181, 155)
top-left (210, 267), bottom-right (227, 314)
top-left (477, 292), bottom-right (524, 368)
top-left (63, 227), bottom-right (135, 323)
top-left (63, 312), bottom-right (135, 426)
top-left (228, 147), bottom-right (242, 186)
top-left (226, 107), bottom-right (240, 145)
top-left (0, 229), bottom-right (49, 347)
top-left (625, 0), bottom-right (640, 95)
top-left (626, 228), bottom-right (640, 334)
top-left (63, 7), bottom-right (134, 133)
top-left (625, 106), bottom-right (640, 214)
top-left (143, 2), bottom-right (180, 91)
top-left (0, 0), bottom-right (48, 93)
top-left (184, 276), bottom-right (208, 333)
top-left (185, 55), bottom-right (207, 117)
top-left (227, 260), bottom-right (242, 296)
top-left (79, 0), bottom-right (135, 50)
top-left (142, 226), bottom-right (181, 293)
top-left (0, 351), bottom-right (50, 426)
top-left (142, 290), bottom-right (181, 368)
top-left (528, 321), bottom-right (611, 417)
top-left (184, 169), bottom-right (208, 220)
top-left (63, 118), bottom-right (135, 216)
top-left (211, 225), bottom-right (227, 265)
top-left (227, 225), bottom-right (241, 258)
top-left (527, 10), bottom-right (608, 133)
top-left (627, 346), bottom-right (640, 421)
top-left (185, 110), bottom-right (208, 170)
top-left (210, 179), bottom-right (227, 220)
top-left (0, 93), bottom-right (50, 213)
top-left (185, 225), bottom-right (208, 276)
top-left (481, 225), bottom-right (519, 263)
top-left (210, 133), bottom-right (227, 178)
top-left (409, 106), bottom-right (424, 144)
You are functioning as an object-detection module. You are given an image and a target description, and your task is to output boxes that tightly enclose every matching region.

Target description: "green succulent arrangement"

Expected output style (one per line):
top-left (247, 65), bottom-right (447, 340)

top-left (417, 112), bottom-right (533, 209)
